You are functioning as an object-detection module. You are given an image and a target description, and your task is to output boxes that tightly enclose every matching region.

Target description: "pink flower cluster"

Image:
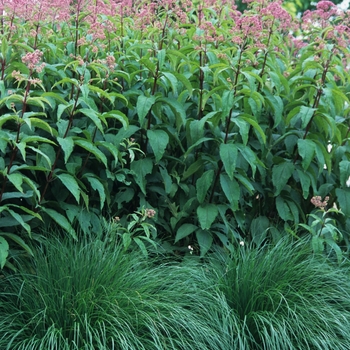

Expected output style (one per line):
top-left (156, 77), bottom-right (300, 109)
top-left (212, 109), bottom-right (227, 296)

top-left (302, 0), bottom-right (339, 28)
top-left (260, 0), bottom-right (292, 30)
top-left (21, 50), bottom-right (45, 73)
top-left (311, 196), bottom-right (329, 210)
top-left (145, 208), bottom-right (156, 218)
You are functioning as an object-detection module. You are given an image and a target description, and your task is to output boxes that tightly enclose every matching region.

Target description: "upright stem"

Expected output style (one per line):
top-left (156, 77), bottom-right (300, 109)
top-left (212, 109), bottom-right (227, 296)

top-left (39, 85), bottom-right (81, 204)
top-left (0, 76), bottom-right (32, 202)
top-left (209, 45), bottom-right (245, 203)
top-left (257, 19), bottom-right (274, 92)
top-left (293, 52), bottom-right (333, 163)
top-left (198, 49), bottom-right (204, 120)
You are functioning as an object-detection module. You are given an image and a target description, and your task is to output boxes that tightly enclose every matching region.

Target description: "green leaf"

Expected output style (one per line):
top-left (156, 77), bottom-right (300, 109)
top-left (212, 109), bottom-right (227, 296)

top-left (296, 169), bottom-right (311, 199)
top-left (272, 162), bottom-right (295, 196)
top-left (103, 110), bottom-right (129, 129)
top-left (276, 196), bottom-right (293, 221)
top-left (158, 97), bottom-right (187, 130)
top-left (0, 236), bottom-right (9, 269)
top-left (6, 208), bottom-right (31, 233)
top-left (240, 114), bottom-right (266, 143)
top-left (79, 108), bottom-right (105, 133)
top-left (196, 170), bottom-right (214, 204)
top-left (237, 145), bottom-right (260, 177)
top-left (197, 203), bottom-right (218, 230)
top-left (162, 72), bottom-right (178, 95)
top-left (220, 174), bottom-right (240, 209)
top-left (85, 175), bottom-right (106, 210)
top-left (182, 159), bottom-right (205, 181)
top-left (298, 139), bottom-right (316, 170)
top-left (42, 208), bottom-right (77, 240)
top-left (159, 165), bottom-right (173, 195)
top-left (74, 139), bottom-right (108, 167)
top-left (137, 94), bottom-right (156, 126)
top-left (147, 129), bottom-right (169, 163)
top-left (336, 188), bottom-right (350, 217)
top-left (130, 158), bottom-right (153, 195)
top-left (196, 229), bottom-right (213, 257)
top-left (96, 141), bottom-right (120, 163)
top-left (88, 85), bottom-right (115, 104)
top-left (56, 173), bottom-right (81, 203)
top-left (133, 237), bottom-right (148, 257)
top-left (339, 160), bottom-right (350, 188)
top-left (7, 173), bottom-right (24, 193)
top-left (175, 223), bottom-right (198, 243)
top-left (299, 106), bottom-right (316, 128)
top-left (57, 137), bottom-right (74, 163)
top-left (220, 143), bottom-right (238, 180)
top-left (0, 232), bottom-right (34, 256)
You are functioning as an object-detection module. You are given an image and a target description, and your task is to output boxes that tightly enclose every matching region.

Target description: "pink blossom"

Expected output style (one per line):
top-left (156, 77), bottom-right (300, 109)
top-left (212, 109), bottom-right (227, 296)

top-left (21, 50), bottom-right (44, 71)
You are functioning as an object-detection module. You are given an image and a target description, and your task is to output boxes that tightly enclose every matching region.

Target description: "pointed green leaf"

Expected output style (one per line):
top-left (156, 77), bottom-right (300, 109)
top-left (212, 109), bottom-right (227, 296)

top-left (42, 208), bottom-right (77, 239)
top-left (220, 143), bottom-right (238, 180)
top-left (157, 97), bottom-right (186, 129)
top-left (197, 203), bottom-right (218, 230)
top-left (137, 94), bottom-right (156, 126)
top-left (276, 196), bottom-right (293, 221)
top-left (0, 236), bottom-right (9, 269)
top-left (336, 188), bottom-right (350, 217)
top-left (220, 174), bottom-right (240, 209)
top-left (6, 208), bottom-right (31, 233)
top-left (103, 110), bottom-right (129, 129)
top-left (85, 175), bottom-right (106, 210)
top-left (299, 106), bottom-right (316, 128)
top-left (240, 114), bottom-right (266, 143)
top-left (130, 158), bottom-right (153, 195)
top-left (57, 136), bottom-right (74, 163)
top-left (96, 141), bottom-right (120, 163)
top-left (196, 170), bottom-right (214, 204)
top-left (79, 108), bottom-right (105, 133)
top-left (298, 139), bottom-right (315, 170)
top-left (74, 139), bottom-right (107, 167)
top-left (133, 237), bottom-right (148, 257)
top-left (159, 165), bottom-right (173, 195)
top-left (296, 169), bottom-right (311, 199)
top-left (339, 160), bottom-right (350, 188)
top-left (272, 162), bottom-right (295, 196)
top-left (147, 129), bottom-right (169, 163)
top-left (0, 232), bottom-right (34, 256)
top-left (175, 223), bottom-right (198, 243)
top-left (196, 229), bottom-right (213, 257)
top-left (57, 173), bottom-right (80, 203)
top-left (7, 173), bottom-right (24, 193)
top-left (182, 159), bottom-right (205, 180)
top-left (238, 145), bottom-right (259, 177)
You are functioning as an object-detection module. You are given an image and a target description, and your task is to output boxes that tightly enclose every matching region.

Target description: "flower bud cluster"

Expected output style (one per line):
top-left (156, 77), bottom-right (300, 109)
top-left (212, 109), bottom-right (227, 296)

top-left (21, 50), bottom-right (45, 73)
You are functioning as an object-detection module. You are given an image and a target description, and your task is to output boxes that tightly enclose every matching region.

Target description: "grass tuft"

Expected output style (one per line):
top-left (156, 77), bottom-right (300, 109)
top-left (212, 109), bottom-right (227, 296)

top-left (211, 238), bottom-right (350, 349)
top-left (0, 234), bottom-right (226, 350)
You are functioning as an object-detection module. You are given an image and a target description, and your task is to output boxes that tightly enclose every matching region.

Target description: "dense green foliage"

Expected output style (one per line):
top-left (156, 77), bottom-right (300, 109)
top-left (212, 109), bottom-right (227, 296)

top-left (1, 0), bottom-right (350, 267)
top-left (211, 238), bottom-right (350, 349)
top-left (2, 232), bottom-right (350, 349)
top-left (0, 231), bottom-right (227, 349)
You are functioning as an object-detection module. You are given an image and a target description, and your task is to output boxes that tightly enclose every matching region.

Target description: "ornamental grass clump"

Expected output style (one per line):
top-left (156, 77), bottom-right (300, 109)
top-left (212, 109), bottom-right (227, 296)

top-left (211, 238), bottom-right (350, 349)
top-left (0, 233), bottom-right (227, 350)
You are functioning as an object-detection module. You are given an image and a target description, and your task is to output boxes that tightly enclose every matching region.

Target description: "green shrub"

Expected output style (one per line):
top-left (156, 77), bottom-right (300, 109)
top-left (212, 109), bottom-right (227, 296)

top-left (1, 0), bottom-right (350, 266)
top-left (211, 238), bottom-right (350, 349)
top-left (0, 231), bottom-right (227, 350)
